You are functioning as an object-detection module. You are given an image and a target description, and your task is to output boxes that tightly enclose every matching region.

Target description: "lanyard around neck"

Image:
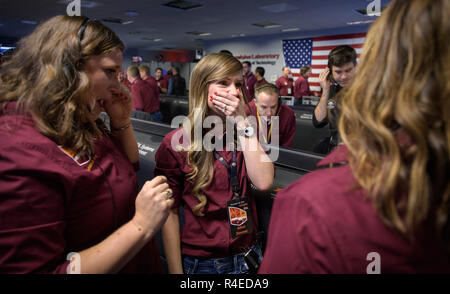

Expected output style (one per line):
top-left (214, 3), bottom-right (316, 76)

top-left (213, 151), bottom-right (240, 198)
top-left (256, 110), bottom-right (273, 144)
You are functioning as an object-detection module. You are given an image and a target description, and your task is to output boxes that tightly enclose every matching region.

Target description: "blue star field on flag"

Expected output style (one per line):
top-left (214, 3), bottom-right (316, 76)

top-left (282, 38), bottom-right (313, 68)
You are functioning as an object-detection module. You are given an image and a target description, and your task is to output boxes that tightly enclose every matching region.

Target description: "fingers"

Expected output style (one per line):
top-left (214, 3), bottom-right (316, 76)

top-left (145, 176), bottom-right (167, 189)
top-left (103, 90), bottom-right (131, 115)
top-left (162, 188), bottom-right (173, 200)
top-left (319, 68), bottom-right (330, 81)
top-left (142, 176), bottom-right (173, 198)
top-left (133, 184), bottom-right (174, 234)
top-left (318, 68), bottom-right (331, 91)
top-left (210, 92), bottom-right (241, 115)
top-left (213, 91), bottom-right (240, 104)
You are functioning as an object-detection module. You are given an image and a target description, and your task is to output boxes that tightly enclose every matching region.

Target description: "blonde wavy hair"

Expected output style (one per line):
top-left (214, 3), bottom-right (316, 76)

top-left (0, 15), bottom-right (125, 157)
top-left (184, 53), bottom-right (244, 216)
top-left (338, 0), bottom-right (450, 246)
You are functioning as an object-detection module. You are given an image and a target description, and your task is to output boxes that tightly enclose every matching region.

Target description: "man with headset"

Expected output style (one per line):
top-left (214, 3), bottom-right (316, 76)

top-left (245, 83), bottom-right (296, 148)
top-left (313, 45), bottom-right (357, 154)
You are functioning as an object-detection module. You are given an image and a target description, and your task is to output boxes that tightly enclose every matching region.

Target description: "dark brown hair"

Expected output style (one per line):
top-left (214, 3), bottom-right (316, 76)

top-left (328, 45), bottom-right (357, 68)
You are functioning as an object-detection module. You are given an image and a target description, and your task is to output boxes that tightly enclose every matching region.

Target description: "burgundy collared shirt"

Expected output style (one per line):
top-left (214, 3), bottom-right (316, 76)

top-left (143, 76), bottom-right (160, 102)
top-left (260, 145), bottom-right (450, 273)
top-left (294, 75), bottom-right (312, 99)
top-left (275, 76), bottom-right (294, 96)
top-left (243, 72), bottom-right (257, 102)
top-left (0, 103), bottom-right (162, 273)
top-left (245, 100), bottom-right (296, 148)
top-left (254, 78), bottom-right (268, 92)
top-left (130, 78), bottom-right (159, 114)
top-left (154, 128), bottom-right (257, 258)
top-left (156, 77), bottom-right (169, 93)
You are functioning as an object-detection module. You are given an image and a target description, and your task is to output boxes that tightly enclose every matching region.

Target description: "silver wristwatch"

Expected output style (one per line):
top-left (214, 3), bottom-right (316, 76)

top-left (237, 123), bottom-right (255, 138)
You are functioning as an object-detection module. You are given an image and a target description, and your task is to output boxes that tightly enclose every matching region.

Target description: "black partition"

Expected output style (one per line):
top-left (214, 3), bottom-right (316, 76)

top-left (159, 94), bottom-right (189, 124)
top-left (292, 105), bottom-right (329, 152)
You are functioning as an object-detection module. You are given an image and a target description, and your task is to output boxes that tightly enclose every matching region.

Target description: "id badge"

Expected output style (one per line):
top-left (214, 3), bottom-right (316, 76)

top-left (287, 87), bottom-right (292, 95)
top-left (227, 197), bottom-right (253, 238)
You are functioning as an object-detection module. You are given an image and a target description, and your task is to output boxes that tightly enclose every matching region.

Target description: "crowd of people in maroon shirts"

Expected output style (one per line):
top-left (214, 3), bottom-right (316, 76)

top-left (0, 0), bottom-right (449, 275)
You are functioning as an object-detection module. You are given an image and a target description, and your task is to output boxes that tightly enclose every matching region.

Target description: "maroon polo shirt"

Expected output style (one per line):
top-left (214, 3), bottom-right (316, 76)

top-left (130, 78), bottom-right (159, 114)
top-left (260, 145), bottom-right (450, 273)
top-left (245, 100), bottom-right (296, 148)
top-left (156, 77), bottom-right (169, 94)
top-left (0, 102), bottom-right (162, 273)
top-left (154, 128), bottom-right (257, 258)
top-left (294, 75), bottom-right (312, 99)
top-left (243, 72), bottom-right (257, 102)
top-left (254, 78), bottom-right (268, 92)
top-left (275, 76), bottom-right (294, 96)
top-left (143, 76), bottom-right (160, 103)
top-left (163, 74), bottom-right (172, 85)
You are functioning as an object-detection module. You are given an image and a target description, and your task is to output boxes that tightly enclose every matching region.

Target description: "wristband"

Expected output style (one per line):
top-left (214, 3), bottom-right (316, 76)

top-left (111, 122), bottom-right (131, 132)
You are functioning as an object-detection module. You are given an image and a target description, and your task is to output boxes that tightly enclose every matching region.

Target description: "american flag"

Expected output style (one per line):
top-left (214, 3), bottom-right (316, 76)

top-left (282, 33), bottom-right (366, 92)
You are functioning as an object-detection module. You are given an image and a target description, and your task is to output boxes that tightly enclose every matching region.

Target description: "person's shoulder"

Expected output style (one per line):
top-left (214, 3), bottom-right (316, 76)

top-left (280, 103), bottom-right (294, 114)
top-left (0, 113), bottom-right (73, 172)
top-left (0, 112), bottom-right (48, 148)
top-left (156, 127), bottom-right (189, 167)
top-left (277, 147), bottom-right (357, 209)
top-left (145, 76), bottom-right (157, 85)
top-left (160, 127), bottom-right (189, 151)
top-left (276, 165), bottom-right (357, 223)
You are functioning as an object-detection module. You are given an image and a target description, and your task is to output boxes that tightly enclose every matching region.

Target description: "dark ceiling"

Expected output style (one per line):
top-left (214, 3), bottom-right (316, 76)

top-left (0, 0), bottom-right (391, 52)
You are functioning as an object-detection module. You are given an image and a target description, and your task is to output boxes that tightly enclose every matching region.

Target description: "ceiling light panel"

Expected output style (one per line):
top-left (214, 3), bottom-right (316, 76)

top-left (258, 3), bottom-right (299, 13)
top-left (162, 1), bottom-right (203, 11)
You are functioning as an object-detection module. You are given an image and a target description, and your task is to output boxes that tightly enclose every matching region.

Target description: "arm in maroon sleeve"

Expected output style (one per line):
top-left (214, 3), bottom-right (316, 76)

top-left (153, 130), bottom-right (185, 273)
top-left (301, 78), bottom-right (312, 97)
top-left (293, 79), bottom-right (301, 99)
top-left (130, 84), bottom-right (144, 111)
top-left (294, 77), bottom-right (311, 98)
top-left (259, 182), bottom-right (346, 274)
top-left (154, 131), bottom-right (185, 209)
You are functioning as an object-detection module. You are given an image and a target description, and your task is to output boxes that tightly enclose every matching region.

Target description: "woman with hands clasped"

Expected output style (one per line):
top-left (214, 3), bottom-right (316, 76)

top-left (0, 15), bottom-right (173, 273)
top-left (155, 53), bottom-right (274, 274)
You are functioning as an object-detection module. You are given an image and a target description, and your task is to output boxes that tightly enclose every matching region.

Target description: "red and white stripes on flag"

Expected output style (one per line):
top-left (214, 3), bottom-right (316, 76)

top-left (283, 33), bottom-right (366, 92)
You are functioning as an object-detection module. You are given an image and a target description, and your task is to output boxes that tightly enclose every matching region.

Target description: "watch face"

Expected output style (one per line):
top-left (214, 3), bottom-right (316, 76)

top-left (327, 99), bottom-right (336, 109)
top-left (244, 126), bottom-right (254, 137)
